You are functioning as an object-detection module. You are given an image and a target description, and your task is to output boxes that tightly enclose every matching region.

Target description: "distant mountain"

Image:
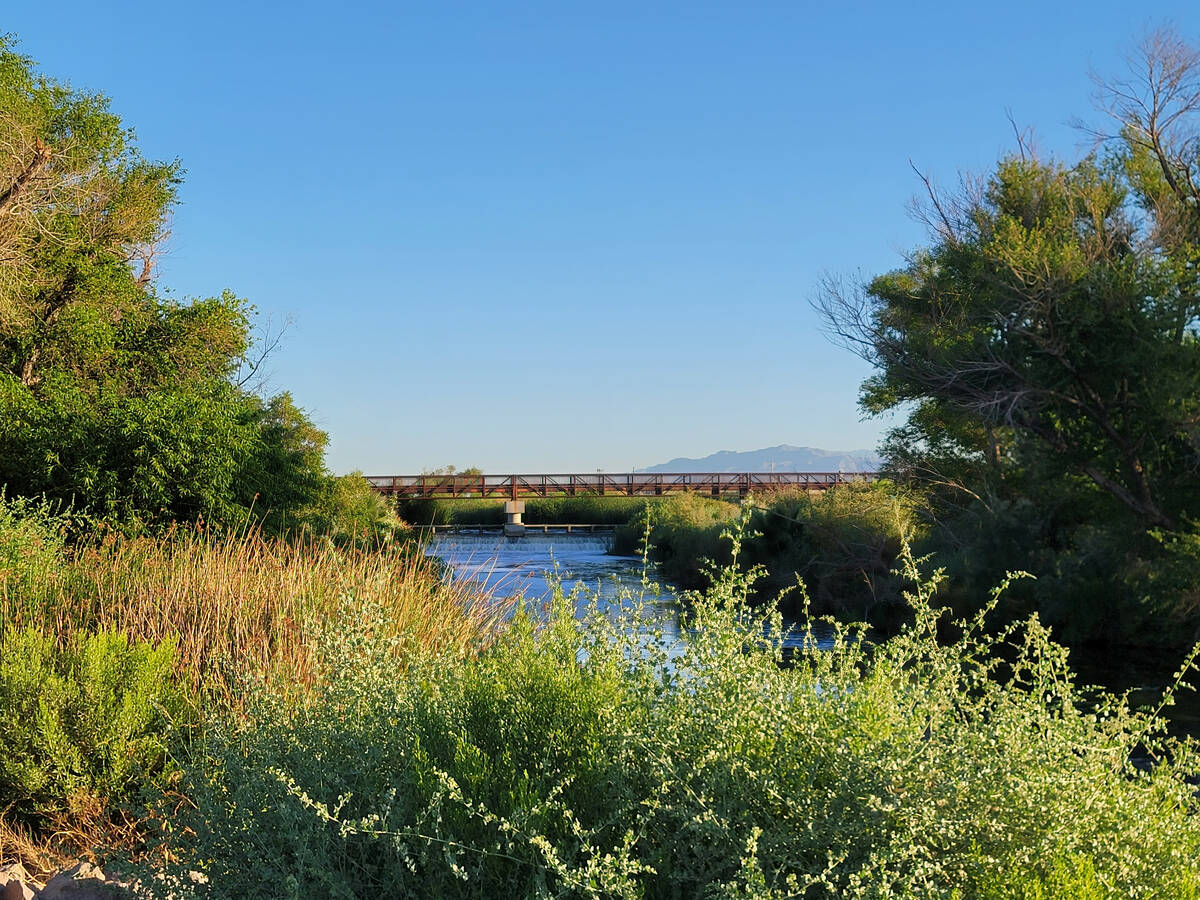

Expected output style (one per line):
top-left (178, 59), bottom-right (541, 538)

top-left (641, 444), bottom-right (882, 474)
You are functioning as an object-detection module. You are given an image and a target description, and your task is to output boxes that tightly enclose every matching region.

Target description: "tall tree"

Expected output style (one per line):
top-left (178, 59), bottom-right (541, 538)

top-left (0, 37), bottom-right (335, 529)
top-left (819, 30), bottom-right (1200, 643)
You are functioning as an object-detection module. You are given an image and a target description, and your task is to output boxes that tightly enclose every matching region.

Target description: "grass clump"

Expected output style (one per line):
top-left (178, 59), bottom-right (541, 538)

top-left (0, 627), bottom-right (192, 864)
top-left (615, 483), bottom-right (918, 626)
top-left (141, 517), bottom-right (1200, 898)
top-left (0, 520), bottom-right (499, 696)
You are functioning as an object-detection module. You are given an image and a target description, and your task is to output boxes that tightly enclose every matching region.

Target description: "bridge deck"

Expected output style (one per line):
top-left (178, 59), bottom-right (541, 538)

top-left (365, 472), bottom-right (877, 500)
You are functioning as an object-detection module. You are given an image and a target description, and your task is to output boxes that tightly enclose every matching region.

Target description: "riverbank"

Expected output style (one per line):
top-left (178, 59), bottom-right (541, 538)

top-left (397, 495), bottom-right (659, 527)
top-left (2, 500), bottom-right (1199, 897)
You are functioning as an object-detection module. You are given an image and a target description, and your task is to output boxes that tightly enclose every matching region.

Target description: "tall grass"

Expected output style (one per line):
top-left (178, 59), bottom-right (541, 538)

top-left (140, 517), bottom-right (1200, 898)
top-left (0, 497), bottom-right (505, 872)
top-left (0, 518), bottom-right (503, 697)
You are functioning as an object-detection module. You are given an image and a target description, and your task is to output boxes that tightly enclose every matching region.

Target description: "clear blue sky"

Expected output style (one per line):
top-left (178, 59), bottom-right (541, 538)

top-left (7, 3), bottom-right (1198, 473)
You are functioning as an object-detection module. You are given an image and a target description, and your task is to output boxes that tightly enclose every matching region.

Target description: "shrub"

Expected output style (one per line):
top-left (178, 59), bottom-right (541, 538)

top-left (0, 629), bottom-right (191, 827)
top-left (142, 521), bottom-right (1200, 898)
top-left (615, 483), bottom-right (918, 628)
top-left (612, 492), bottom-right (738, 581)
top-left (0, 528), bottom-right (500, 698)
top-left (298, 472), bottom-right (409, 547)
top-left (0, 494), bottom-right (71, 614)
top-left (396, 498), bottom-right (505, 526)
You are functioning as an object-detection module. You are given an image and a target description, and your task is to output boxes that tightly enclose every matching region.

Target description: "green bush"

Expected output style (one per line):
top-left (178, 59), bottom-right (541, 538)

top-left (612, 492), bottom-right (737, 575)
top-left (524, 497), bottom-right (658, 526)
top-left (143, 523), bottom-right (1200, 898)
top-left (0, 494), bottom-right (70, 612)
top-left (918, 489), bottom-right (1200, 649)
top-left (298, 472), bottom-right (408, 547)
top-left (615, 484), bottom-right (918, 627)
top-left (0, 628), bottom-right (192, 825)
top-left (396, 498), bottom-right (506, 526)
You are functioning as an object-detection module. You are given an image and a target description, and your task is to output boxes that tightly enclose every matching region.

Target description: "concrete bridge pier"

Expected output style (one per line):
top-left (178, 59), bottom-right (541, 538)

top-left (503, 500), bottom-right (526, 537)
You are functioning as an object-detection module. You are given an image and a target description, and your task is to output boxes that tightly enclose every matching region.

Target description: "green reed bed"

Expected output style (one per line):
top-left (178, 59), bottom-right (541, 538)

top-left (399, 496), bottom-right (670, 528)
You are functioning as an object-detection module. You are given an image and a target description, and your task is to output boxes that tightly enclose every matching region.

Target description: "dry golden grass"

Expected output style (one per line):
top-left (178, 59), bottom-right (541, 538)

top-left (1, 528), bottom-right (504, 696)
top-left (0, 527), bottom-right (505, 872)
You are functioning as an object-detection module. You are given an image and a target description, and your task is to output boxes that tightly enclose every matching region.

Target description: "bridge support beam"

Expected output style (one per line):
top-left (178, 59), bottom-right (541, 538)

top-left (503, 500), bottom-right (526, 537)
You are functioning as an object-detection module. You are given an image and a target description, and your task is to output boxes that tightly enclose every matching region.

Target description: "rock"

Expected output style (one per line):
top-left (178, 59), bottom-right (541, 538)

top-left (0, 864), bottom-right (37, 900)
top-left (0, 863), bottom-right (29, 884)
top-left (38, 862), bottom-right (128, 899)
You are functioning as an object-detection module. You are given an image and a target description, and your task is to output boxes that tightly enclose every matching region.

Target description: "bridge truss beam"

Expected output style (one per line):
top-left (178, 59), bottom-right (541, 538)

top-left (364, 472), bottom-right (877, 501)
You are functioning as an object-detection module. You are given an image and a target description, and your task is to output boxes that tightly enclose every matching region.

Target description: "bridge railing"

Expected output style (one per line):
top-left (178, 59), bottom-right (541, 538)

top-left (364, 472), bottom-right (878, 500)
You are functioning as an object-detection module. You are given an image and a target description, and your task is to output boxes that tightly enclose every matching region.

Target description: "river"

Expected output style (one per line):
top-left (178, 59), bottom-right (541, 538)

top-left (428, 532), bottom-right (1200, 739)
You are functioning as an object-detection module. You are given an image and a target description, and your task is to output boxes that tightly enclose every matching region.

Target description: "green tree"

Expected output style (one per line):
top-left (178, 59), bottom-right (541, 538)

top-left (0, 37), bottom-right (345, 531)
top-left (819, 30), bottom-right (1200, 644)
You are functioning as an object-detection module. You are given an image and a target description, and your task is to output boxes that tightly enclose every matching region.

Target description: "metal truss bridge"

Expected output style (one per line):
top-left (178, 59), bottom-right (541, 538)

top-left (365, 471), bottom-right (877, 501)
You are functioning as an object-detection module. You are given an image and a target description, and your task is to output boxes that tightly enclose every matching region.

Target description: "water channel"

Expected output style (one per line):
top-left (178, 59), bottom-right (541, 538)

top-left (428, 533), bottom-right (1200, 739)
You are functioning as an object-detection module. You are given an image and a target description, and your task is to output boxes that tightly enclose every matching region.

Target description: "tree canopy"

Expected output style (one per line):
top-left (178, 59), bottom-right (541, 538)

top-left (0, 37), bottom-right (382, 535)
top-left (820, 29), bottom-right (1200, 645)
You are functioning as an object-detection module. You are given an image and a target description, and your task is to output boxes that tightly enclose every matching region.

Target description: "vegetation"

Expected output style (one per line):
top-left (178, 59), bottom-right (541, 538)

top-left (614, 484), bottom-right (918, 628)
top-left (818, 29), bottom-right (1200, 648)
top-left (0, 496), bottom-right (500, 871)
top-left (0, 499), bottom-right (493, 699)
top-left (0, 628), bottom-right (190, 829)
top-left (138, 521), bottom-right (1200, 898)
top-left (0, 37), bottom-right (385, 536)
top-left (399, 496), bottom-right (661, 527)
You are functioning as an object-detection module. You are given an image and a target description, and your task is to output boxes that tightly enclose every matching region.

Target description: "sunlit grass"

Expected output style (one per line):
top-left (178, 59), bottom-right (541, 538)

top-left (1, 526), bottom-right (504, 698)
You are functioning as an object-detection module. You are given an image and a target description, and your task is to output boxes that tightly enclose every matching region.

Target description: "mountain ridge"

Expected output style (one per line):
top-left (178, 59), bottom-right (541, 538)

top-left (640, 444), bottom-right (882, 474)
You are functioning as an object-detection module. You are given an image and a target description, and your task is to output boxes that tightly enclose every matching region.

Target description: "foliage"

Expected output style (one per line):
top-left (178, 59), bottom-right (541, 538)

top-left (400, 496), bottom-right (661, 527)
top-left (0, 510), bottom-right (496, 699)
top-left (612, 492), bottom-right (738, 584)
top-left (298, 471), bottom-right (409, 547)
top-left (0, 37), bottom-right (336, 531)
top-left (0, 492), bottom-right (69, 611)
top-left (615, 484), bottom-right (917, 628)
top-left (0, 628), bottom-right (191, 829)
top-left (231, 392), bottom-right (329, 533)
top-left (397, 498), bottom-right (507, 526)
top-left (141, 521), bottom-right (1200, 898)
top-left (523, 497), bottom-right (662, 526)
top-left (818, 30), bottom-right (1200, 647)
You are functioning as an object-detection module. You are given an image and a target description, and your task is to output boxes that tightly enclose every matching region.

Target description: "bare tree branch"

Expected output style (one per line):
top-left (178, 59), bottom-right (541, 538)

top-left (236, 314), bottom-right (293, 392)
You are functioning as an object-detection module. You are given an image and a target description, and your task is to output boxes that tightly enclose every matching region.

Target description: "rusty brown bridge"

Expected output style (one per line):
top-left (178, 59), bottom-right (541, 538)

top-left (366, 471), bottom-right (876, 500)
top-left (366, 472), bottom-right (878, 535)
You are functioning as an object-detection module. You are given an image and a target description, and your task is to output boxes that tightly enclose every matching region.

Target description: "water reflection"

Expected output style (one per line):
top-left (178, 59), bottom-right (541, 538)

top-left (428, 533), bottom-right (833, 652)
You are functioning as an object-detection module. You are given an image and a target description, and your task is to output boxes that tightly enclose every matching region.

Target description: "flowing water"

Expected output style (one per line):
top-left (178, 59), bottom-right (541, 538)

top-left (430, 533), bottom-right (679, 629)
top-left (427, 532), bottom-right (831, 652)
top-left (428, 533), bottom-right (1199, 738)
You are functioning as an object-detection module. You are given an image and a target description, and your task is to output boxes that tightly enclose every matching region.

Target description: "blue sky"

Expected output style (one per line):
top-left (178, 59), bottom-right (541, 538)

top-left (7, 3), bottom-right (1198, 473)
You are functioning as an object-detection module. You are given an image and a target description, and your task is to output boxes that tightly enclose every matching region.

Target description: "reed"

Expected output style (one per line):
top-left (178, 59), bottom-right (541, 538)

top-left (1, 527), bottom-right (502, 697)
top-left (399, 496), bottom-right (669, 527)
